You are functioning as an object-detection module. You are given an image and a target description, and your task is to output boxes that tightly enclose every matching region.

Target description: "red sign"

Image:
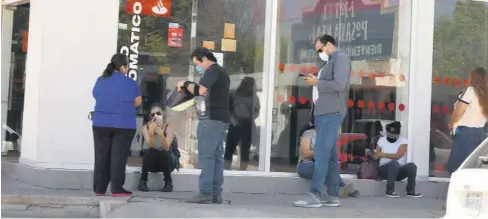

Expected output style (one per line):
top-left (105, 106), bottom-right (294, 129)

top-left (126, 0), bottom-right (171, 17)
top-left (168, 23), bottom-right (183, 47)
top-left (22, 31), bottom-right (28, 53)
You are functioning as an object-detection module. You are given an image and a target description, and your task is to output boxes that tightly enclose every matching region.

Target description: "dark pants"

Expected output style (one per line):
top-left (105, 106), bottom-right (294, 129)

top-left (224, 120), bottom-right (252, 162)
top-left (141, 148), bottom-right (174, 183)
top-left (447, 126), bottom-right (486, 174)
top-left (197, 120), bottom-right (228, 195)
top-left (297, 160), bottom-right (346, 187)
top-left (92, 126), bottom-right (135, 194)
top-left (378, 160), bottom-right (417, 192)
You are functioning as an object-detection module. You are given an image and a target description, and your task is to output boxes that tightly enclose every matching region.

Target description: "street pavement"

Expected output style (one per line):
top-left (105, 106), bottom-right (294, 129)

top-left (2, 173), bottom-right (446, 218)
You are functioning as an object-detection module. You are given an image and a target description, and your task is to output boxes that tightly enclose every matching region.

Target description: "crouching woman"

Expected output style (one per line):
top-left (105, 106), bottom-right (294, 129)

top-left (138, 104), bottom-right (180, 192)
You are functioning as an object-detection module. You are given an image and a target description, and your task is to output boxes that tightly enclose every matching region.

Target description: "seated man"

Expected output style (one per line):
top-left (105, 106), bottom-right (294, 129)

top-left (376, 121), bottom-right (422, 198)
top-left (138, 104), bottom-right (179, 192)
top-left (297, 121), bottom-right (360, 198)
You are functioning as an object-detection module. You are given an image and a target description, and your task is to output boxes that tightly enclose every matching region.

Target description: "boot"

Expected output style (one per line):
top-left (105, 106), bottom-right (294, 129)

top-left (224, 160), bottom-right (232, 170)
top-left (239, 161), bottom-right (248, 171)
top-left (138, 179), bottom-right (149, 192)
top-left (160, 180), bottom-right (173, 192)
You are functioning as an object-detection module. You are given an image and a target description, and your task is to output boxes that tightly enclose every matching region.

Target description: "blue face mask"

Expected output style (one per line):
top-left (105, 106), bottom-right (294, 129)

top-left (195, 65), bottom-right (205, 74)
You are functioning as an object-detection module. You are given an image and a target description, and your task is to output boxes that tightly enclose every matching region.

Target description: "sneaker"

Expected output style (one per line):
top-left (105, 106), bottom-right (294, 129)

top-left (322, 199), bottom-right (341, 207)
top-left (348, 189), bottom-right (360, 198)
top-left (213, 195), bottom-right (223, 204)
top-left (407, 191), bottom-right (423, 198)
top-left (386, 190), bottom-right (399, 198)
top-left (185, 194), bottom-right (214, 204)
top-left (293, 193), bottom-right (323, 208)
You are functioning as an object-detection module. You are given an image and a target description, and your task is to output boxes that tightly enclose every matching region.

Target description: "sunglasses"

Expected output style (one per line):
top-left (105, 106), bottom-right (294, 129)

top-left (150, 111), bottom-right (162, 117)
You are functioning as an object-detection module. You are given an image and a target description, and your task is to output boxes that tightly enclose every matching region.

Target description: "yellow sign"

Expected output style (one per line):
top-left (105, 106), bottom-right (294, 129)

top-left (223, 23), bottom-right (235, 39)
top-left (221, 38), bottom-right (236, 52)
top-left (202, 41), bottom-right (215, 50)
top-left (159, 66), bottom-right (170, 74)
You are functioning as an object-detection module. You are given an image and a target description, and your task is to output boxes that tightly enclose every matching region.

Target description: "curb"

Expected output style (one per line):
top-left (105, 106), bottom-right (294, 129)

top-left (1, 194), bottom-right (100, 206)
top-left (1, 194), bottom-right (128, 218)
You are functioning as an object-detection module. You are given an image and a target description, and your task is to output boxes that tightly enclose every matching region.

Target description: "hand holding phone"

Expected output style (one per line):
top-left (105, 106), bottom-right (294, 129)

top-left (299, 73), bottom-right (310, 78)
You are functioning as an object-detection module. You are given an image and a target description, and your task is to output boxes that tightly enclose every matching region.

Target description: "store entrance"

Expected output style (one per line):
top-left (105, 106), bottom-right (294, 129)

top-left (1, 3), bottom-right (30, 158)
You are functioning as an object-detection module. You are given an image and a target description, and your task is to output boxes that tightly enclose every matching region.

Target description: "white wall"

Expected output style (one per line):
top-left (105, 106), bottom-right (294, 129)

top-left (1, 7), bottom-right (14, 146)
top-left (20, 0), bottom-right (120, 169)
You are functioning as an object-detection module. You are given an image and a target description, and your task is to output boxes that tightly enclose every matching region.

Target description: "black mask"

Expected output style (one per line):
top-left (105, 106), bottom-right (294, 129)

top-left (386, 137), bottom-right (398, 143)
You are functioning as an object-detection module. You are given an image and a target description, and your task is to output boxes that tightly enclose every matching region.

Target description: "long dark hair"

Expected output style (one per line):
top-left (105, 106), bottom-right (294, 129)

top-left (236, 77), bottom-right (256, 96)
top-left (468, 67), bottom-right (488, 117)
top-left (298, 117), bottom-right (315, 140)
top-left (102, 54), bottom-right (128, 78)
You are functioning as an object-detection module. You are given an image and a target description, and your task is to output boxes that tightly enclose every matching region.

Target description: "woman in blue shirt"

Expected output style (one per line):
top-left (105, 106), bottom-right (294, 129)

top-left (92, 54), bottom-right (142, 197)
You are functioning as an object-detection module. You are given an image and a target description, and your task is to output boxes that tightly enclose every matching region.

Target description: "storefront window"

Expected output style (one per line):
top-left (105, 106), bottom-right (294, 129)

top-left (117, 0), bottom-right (266, 171)
top-left (271, 0), bottom-right (411, 173)
top-left (430, 0), bottom-right (488, 177)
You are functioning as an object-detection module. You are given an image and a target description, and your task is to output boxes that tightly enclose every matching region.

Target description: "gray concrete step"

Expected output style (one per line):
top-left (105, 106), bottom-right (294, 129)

top-left (2, 161), bottom-right (449, 198)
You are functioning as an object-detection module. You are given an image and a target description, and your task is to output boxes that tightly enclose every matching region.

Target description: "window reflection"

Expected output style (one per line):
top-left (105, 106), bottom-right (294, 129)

top-left (271, 0), bottom-right (410, 173)
top-left (430, 0), bottom-right (488, 177)
top-left (117, 0), bottom-right (267, 170)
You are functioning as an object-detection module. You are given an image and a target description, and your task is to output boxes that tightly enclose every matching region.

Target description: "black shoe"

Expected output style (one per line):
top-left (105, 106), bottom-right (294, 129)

top-left (213, 195), bottom-right (223, 204)
top-left (407, 191), bottom-right (422, 198)
top-left (185, 194), bottom-right (213, 204)
top-left (138, 180), bottom-right (149, 192)
top-left (386, 190), bottom-right (399, 198)
top-left (160, 182), bottom-right (173, 192)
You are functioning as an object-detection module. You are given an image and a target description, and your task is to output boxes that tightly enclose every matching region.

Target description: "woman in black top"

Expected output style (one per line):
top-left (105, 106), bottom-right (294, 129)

top-left (224, 77), bottom-right (260, 170)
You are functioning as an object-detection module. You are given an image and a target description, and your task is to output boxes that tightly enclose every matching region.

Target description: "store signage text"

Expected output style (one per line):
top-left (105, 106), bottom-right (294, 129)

top-left (293, 0), bottom-right (395, 62)
top-left (120, 1), bottom-right (142, 81)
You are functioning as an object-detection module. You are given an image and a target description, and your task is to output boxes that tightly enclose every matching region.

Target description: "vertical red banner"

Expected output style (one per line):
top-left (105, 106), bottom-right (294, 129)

top-left (126, 0), bottom-right (172, 17)
top-left (22, 31), bottom-right (28, 53)
top-left (168, 23), bottom-right (183, 47)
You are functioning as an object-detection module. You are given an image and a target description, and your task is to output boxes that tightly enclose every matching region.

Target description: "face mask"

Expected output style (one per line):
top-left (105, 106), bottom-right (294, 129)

top-left (318, 52), bottom-right (329, 62)
top-left (196, 65), bottom-right (205, 74)
top-left (386, 137), bottom-right (398, 143)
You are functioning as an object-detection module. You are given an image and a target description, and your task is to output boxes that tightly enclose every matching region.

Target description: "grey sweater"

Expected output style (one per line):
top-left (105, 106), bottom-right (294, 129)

top-left (313, 51), bottom-right (351, 117)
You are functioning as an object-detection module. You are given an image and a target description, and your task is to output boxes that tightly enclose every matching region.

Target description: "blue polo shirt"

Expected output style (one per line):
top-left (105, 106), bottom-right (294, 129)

top-left (92, 72), bottom-right (141, 129)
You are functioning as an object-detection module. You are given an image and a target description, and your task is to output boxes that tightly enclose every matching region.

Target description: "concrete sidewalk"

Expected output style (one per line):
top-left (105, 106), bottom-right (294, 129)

top-left (2, 173), bottom-right (446, 218)
top-left (109, 194), bottom-right (446, 218)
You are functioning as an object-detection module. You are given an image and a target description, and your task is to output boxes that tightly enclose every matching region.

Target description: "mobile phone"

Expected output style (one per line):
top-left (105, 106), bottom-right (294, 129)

top-left (299, 73), bottom-right (309, 78)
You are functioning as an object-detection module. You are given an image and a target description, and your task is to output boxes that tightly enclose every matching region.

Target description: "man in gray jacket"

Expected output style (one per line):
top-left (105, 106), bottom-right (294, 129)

top-left (294, 34), bottom-right (351, 208)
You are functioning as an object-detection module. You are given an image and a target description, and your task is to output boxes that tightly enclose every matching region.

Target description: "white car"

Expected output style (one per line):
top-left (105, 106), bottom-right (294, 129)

top-left (443, 137), bottom-right (488, 218)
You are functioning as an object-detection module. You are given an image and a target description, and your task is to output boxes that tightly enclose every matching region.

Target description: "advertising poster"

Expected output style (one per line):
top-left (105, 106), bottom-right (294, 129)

top-left (168, 23), bottom-right (183, 47)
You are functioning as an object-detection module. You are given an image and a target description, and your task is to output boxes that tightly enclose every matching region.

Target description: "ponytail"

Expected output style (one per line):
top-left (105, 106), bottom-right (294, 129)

top-left (102, 63), bottom-right (116, 78)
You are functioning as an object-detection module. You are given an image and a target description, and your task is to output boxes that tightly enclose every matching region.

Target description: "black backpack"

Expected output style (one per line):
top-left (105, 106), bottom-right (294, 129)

top-left (231, 93), bottom-right (255, 120)
top-left (164, 125), bottom-right (181, 171)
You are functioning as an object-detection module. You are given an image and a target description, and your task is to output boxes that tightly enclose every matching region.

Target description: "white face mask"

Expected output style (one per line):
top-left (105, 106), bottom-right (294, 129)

top-left (319, 52), bottom-right (329, 62)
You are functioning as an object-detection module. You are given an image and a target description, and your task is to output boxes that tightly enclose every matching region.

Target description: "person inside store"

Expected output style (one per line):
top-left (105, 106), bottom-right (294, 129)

top-left (177, 47), bottom-right (230, 204)
top-left (294, 34), bottom-right (351, 208)
top-left (137, 103), bottom-right (180, 192)
top-left (91, 54), bottom-right (142, 197)
top-left (447, 66), bottom-right (488, 174)
top-left (297, 119), bottom-right (360, 198)
top-left (224, 76), bottom-right (260, 171)
top-left (376, 121), bottom-right (422, 198)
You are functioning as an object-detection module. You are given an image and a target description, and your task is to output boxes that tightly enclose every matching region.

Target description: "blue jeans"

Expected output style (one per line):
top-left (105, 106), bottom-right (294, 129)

top-left (197, 120), bottom-right (228, 195)
top-left (310, 113), bottom-right (343, 197)
top-left (447, 126), bottom-right (487, 174)
top-left (297, 160), bottom-right (345, 187)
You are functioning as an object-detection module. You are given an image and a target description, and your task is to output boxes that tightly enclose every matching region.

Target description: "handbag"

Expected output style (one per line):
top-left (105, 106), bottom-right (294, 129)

top-left (357, 159), bottom-right (380, 180)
